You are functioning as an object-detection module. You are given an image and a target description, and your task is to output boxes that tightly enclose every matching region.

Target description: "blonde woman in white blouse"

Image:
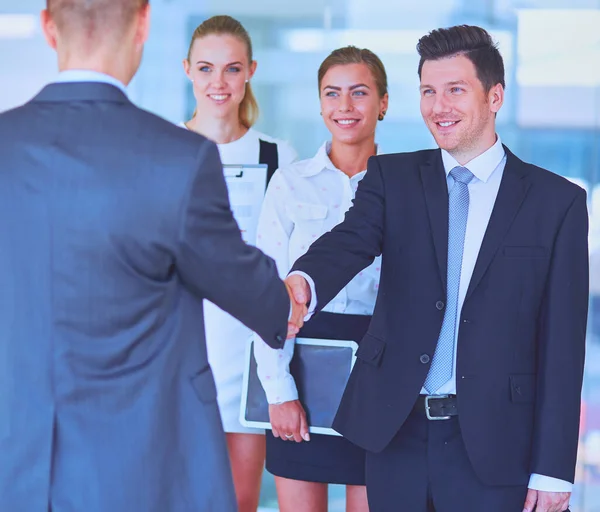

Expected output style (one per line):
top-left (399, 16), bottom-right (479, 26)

top-left (254, 46), bottom-right (388, 512)
top-left (181, 15), bottom-right (297, 512)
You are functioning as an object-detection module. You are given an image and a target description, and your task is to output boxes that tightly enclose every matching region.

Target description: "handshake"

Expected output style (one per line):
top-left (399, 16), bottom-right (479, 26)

top-left (285, 274), bottom-right (312, 339)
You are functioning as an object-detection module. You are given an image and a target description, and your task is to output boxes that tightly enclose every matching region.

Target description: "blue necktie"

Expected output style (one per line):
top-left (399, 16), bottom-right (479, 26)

top-left (424, 166), bottom-right (474, 394)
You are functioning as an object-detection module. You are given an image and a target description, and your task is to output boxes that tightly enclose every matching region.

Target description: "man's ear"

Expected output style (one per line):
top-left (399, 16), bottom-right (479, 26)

top-left (135, 3), bottom-right (151, 48)
top-left (489, 83), bottom-right (504, 114)
top-left (40, 9), bottom-right (58, 50)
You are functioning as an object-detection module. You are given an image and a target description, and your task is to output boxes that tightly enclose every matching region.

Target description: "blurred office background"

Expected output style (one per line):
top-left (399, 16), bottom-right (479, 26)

top-left (1, 0), bottom-right (599, 510)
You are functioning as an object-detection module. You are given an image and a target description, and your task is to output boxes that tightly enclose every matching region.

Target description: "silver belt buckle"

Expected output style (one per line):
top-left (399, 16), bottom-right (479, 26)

top-left (425, 394), bottom-right (451, 421)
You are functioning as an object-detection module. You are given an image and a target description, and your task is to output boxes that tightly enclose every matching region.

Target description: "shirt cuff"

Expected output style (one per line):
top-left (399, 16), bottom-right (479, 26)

top-left (261, 372), bottom-right (299, 405)
top-left (528, 474), bottom-right (573, 493)
top-left (288, 270), bottom-right (317, 319)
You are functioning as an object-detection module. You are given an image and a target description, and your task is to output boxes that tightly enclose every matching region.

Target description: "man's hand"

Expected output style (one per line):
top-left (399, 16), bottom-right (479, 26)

top-left (285, 274), bottom-right (311, 339)
top-left (269, 400), bottom-right (310, 443)
top-left (523, 490), bottom-right (570, 512)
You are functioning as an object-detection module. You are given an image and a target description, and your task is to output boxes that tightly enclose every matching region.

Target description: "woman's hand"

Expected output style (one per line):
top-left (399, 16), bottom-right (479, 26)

top-left (269, 400), bottom-right (310, 443)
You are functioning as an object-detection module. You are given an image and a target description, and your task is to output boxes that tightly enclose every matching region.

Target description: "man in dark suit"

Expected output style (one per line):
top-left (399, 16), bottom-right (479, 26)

top-left (286, 25), bottom-right (588, 512)
top-left (0, 1), bottom-right (305, 511)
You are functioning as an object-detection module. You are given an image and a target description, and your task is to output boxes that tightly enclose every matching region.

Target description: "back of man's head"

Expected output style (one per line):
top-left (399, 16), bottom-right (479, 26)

top-left (46, 0), bottom-right (149, 47)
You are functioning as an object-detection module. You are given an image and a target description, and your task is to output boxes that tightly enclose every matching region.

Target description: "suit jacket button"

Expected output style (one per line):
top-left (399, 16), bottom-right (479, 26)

top-left (420, 354), bottom-right (430, 364)
top-left (276, 334), bottom-right (284, 343)
top-left (436, 301), bottom-right (445, 310)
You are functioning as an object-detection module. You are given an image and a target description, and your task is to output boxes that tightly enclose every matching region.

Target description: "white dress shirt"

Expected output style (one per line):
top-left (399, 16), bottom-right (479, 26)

top-left (54, 69), bottom-right (127, 94)
top-left (300, 136), bottom-right (570, 493)
top-left (254, 141), bottom-right (382, 405)
top-left (420, 136), bottom-right (506, 396)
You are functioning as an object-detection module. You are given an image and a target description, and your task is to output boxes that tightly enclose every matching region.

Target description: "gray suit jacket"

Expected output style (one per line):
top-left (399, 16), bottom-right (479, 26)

top-left (0, 82), bottom-right (289, 512)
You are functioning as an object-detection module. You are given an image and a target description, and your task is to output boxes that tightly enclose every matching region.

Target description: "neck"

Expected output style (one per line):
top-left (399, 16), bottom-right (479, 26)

top-left (187, 113), bottom-right (248, 144)
top-left (329, 138), bottom-right (377, 177)
top-left (450, 130), bottom-right (497, 166)
top-left (57, 49), bottom-right (132, 86)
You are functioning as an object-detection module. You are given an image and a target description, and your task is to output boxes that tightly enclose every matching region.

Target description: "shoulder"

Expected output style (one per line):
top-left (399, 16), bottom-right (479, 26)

top-left (0, 102), bottom-right (36, 136)
top-left (370, 149), bottom-right (439, 175)
top-left (272, 155), bottom-right (321, 183)
top-left (125, 109), bottom-right (220, 179)
top-left (252, 129), bottom-right (298, 166)
top-left (507, 147), bottom-right (586, 201)
top-left (374, 149), bottom-right (438, 166)
top-left (265, 156), bottom-right (323, 201)
top-left (134, 110), bottom-right (210, 152)
top-left (0, 100), bottom-right (213, 174)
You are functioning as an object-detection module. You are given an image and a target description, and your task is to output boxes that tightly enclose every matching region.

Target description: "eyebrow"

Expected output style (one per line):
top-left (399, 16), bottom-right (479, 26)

top-left (323, 83), bottom-right (371, 91)
top-left (420, 80), bottom-right (469, 90)
top-left (447, 80), bottom-right (469, 87)
top-left (195, 60), bottom-right (244, 67)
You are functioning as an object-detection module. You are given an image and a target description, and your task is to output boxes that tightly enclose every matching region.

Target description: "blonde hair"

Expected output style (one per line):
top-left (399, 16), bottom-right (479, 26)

top-left (187, 15), bottom-right (259, 128)
top-left (318, 45), bottom-right (388, 98)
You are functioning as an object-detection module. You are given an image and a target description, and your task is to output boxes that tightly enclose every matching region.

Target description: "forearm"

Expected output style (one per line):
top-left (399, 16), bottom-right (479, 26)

top-left (254, 336), bottom-right (298, 404)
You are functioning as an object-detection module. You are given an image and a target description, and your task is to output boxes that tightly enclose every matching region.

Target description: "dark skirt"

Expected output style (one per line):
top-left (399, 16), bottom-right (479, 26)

top-left (265, 311), bottom-right (371, 485)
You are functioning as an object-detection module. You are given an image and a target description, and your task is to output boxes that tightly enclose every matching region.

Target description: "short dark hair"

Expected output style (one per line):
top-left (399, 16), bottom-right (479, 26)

top-left (47, 0), bottom-right (149, 41)
top-left (416, 25), bottom-right (505, 92)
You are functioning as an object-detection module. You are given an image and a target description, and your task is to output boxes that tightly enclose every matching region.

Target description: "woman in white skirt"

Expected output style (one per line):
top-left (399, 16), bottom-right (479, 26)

top-left (181, 15), bottom-right (297, 512)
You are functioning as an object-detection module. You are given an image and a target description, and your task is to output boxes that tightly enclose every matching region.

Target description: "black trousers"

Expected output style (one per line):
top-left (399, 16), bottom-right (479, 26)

top-left (365, 404), bottom-right (529, 512)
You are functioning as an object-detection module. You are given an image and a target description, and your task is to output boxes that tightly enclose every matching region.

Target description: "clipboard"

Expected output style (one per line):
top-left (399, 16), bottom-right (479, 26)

top-left (223, 164), bottom-right (268, 245)
top-left (239, 337), bottom-right (359, 436)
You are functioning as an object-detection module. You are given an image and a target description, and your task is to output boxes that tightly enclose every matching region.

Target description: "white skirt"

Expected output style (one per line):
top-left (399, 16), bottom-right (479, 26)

top-left (204, 300), bottom-right (264, 434)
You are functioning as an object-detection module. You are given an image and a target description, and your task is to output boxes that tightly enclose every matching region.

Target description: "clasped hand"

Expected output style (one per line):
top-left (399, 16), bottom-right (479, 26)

top-left (285, 274), bottom-right (311, 339)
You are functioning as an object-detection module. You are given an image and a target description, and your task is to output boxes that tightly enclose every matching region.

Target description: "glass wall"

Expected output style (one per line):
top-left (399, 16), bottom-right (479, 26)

top-left (0, 0), bottom-right (598, 510)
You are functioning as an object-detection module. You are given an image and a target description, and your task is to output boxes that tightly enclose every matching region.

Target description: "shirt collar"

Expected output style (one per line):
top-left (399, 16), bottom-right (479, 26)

top-left (54, 70), bottom-right (128, 95)
top-left (297, 140), bottom-right (384, 177)
top-left (441, 135), bottom-right (505, 183)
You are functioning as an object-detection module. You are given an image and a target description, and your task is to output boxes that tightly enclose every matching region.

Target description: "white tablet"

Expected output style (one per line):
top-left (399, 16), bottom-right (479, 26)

top-left (240, 337), bottom-right (359, 436)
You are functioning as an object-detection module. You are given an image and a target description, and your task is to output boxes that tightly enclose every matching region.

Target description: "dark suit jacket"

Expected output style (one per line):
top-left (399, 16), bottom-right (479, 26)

top-left (0, 82), bottom-right (289, 512)
top-left (292, 146), bottom-right (588, 486)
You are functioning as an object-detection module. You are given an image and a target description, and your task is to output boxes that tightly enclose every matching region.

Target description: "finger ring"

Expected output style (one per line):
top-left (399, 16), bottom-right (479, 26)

top-left (284, 433), bottom-right (294, 439)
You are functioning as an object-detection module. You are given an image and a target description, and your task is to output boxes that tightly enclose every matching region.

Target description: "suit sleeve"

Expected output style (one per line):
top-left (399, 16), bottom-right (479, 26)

top-left (532, 187), bottom-right (589, 482)
top-left (176, 140), bottom-right (289, 348)
top-left (291, 155), bottom-right (385, 311)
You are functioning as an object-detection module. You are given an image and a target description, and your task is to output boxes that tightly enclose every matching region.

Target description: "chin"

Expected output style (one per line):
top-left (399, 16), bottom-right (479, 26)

top-left (207, 104), bottom-right (235, 118)
top-left (432, 135), bottom-right (459, 153)
top-left (334, 130), bottom-right (369, 146)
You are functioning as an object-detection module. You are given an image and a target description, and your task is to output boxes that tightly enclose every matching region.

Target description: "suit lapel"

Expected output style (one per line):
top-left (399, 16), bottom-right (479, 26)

top-left (420, 150), bottom-right (449, 290)
top-left (465, 146), bottom-right (531, 301)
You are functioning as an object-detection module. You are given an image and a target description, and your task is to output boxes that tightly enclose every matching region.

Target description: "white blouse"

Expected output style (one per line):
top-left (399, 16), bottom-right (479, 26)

top-left (254, 141), bottom-right (383, 404)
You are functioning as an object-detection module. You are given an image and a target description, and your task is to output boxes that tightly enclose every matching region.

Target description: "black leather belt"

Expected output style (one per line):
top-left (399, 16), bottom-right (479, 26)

top-left (415, 395), bottom-right (458, 420)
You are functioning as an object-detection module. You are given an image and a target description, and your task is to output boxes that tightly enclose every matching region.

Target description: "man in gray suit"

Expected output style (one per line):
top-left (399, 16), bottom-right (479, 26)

top-left (0, 1), bottom-right (305, 511)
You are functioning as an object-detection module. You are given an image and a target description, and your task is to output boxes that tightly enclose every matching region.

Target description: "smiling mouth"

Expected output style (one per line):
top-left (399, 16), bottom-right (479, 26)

top-left (208, 94), bottom-right (230, 101)
top-left (436, 121), bottom-right (459, 128)
top-left (334, 119), bottom-right (360, 126)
